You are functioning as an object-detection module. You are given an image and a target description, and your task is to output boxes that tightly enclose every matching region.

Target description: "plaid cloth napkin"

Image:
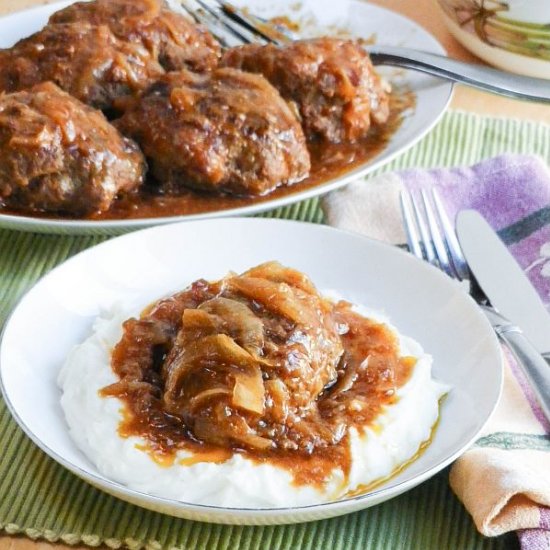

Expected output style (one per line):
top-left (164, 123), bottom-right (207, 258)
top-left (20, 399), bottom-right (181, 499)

top-left (322, 153), bottom-right (550, 549)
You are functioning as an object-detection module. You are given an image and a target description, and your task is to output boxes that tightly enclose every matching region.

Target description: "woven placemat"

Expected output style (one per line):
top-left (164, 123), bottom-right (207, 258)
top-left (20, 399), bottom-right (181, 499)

top-left (3, 110), bottom-right (549, 549)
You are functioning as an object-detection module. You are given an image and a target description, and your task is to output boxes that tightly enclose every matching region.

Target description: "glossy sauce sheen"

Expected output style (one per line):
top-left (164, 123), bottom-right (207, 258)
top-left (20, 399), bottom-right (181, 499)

top-left (98, 93), bottom-right (411, 220)
top-left (1, 92), bottom-right (412, 221)
top-left (101, 272), bottom-right (416, 488)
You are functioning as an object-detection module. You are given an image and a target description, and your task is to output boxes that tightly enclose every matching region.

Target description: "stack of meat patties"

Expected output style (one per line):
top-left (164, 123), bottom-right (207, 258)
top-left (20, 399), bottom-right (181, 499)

top-left (0, 0), bottom-right (390, 216)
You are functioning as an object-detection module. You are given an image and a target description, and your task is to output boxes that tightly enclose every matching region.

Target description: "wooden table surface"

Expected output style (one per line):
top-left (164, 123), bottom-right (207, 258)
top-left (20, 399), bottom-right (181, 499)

top-left (1, 1), bottom-right (549, 549)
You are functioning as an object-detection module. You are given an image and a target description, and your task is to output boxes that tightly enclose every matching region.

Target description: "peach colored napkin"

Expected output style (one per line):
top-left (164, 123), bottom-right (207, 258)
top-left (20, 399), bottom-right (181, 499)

top-left (450, 350), bottom-right (550, 542)
top-left (322, 154), bottom-right (550, 547)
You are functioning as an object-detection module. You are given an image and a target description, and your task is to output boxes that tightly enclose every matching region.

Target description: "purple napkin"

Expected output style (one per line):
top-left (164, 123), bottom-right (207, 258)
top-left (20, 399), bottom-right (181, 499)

top-left (402, 154), bottom-right (550, 308)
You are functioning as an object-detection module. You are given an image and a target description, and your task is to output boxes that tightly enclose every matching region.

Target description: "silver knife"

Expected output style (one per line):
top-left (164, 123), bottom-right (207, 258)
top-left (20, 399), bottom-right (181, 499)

top-left (456, 210), bottom-right (550, 419)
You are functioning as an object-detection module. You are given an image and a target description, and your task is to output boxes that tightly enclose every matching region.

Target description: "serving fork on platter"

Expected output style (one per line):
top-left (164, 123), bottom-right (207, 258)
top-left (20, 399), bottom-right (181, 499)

top-left (178, 0), bottom-right (550, 103)
top-left (400, 189), bottom-right (550, 421)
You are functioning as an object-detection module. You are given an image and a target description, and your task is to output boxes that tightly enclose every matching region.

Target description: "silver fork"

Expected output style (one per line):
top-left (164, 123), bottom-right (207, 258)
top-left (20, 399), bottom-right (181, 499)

top-left (401, 188), bottom-right (550, 420)
top-left (178, 0), bottom-right (550, 104)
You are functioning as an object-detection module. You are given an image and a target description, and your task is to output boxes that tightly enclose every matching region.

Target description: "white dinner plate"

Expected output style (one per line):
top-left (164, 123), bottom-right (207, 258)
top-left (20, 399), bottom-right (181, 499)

top-left (0, 218), bottom-right (502, 524)
top-left (0, 1), bottom-right (453, 234)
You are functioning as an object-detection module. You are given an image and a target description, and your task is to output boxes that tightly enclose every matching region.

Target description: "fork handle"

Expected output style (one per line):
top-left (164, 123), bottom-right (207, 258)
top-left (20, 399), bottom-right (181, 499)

top-left (366, 46), bottom-right (550, 104)
top-left (484, 308), bottom-right (550, 420)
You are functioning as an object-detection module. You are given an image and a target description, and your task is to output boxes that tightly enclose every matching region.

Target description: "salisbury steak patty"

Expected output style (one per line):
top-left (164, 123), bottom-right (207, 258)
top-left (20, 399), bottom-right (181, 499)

top-left (0, 22), bottom-right (165, 111)
top-left (49, 0), bottom-right (221, 72)
top-left (116, 68), bottom-right (311, 196)
top-left (0, 82), bottom-right (146, 216)
top-left (106, 262), bottom-right (347, 453)
top-left (222, 38), bottom-right (391, 143)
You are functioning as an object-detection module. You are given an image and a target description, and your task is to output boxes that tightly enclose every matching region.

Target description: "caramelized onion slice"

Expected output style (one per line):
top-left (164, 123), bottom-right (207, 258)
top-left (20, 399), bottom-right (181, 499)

top-left (228, 276), bottom-right (314, 325)
top-left (188, 387), bottom-right (231, 410)
top-left (199, 297), bottom-right (264, 355)
top-left (232, 367), bottom-right (265, 415)
top-left (180, 309), bottom-right (218, 341)
top-left (243, 261), bottom-right (317, 294)
top-left (200, 333), bottom-right (259, 366)
top-left (193, 409), bottom-right (273, 450)
top-left (265, 378), bottom-right (290, 422)
top-left (238, 432), bottom-right (273, 450)
top-left (163, 333), bottom-right (263, 404)
top-left (328, 354), bottom-right (364, 398)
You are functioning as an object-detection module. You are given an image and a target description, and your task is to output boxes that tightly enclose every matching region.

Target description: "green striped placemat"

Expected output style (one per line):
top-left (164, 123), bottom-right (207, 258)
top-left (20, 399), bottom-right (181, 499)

top-left (2, 109), bottom-right (547, 550)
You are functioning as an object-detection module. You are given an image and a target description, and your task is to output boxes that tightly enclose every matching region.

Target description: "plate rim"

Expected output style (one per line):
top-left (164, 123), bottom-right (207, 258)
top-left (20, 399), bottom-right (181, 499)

top-left (0, 217), bottom-right (503, 518)
top-left (0, 0), bottom-right (454, 233)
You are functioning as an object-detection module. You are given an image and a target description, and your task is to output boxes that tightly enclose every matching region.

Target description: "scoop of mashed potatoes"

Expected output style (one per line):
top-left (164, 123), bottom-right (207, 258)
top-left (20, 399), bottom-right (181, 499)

top-left (58, 292), bottom-right (448, 508)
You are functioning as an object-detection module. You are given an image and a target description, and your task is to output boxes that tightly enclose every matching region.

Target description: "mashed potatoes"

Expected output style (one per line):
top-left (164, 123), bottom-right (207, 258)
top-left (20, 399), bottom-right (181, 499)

top-left (58, 296), bottom-right (448, 508)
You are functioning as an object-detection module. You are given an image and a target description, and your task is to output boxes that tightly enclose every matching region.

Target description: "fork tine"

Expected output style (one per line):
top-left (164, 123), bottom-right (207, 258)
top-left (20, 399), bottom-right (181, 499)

top-left (420, 190), bottom-right (454, 277)
top-left (179, 1), bottom-right (203, 25)
top-left (195, 0), bottom-right (260, 44)
top-left (179, 1), bottom-right (232, 47)
top-left (399, 190), bottom-right (424, 261)
top-left (431, 189), bottom-right (470, 281)
top-left (409, 191), bottom-right (438, 266)
top-left (401, 187), bottom-right (474, 283)
top-left (216, 0), bottom-right (282, 44)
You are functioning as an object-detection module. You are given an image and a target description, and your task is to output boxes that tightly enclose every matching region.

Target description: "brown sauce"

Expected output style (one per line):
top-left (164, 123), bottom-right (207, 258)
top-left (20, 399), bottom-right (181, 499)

top-left (1, 90), bottom-right (414, 221)
top-left (100, 272), bottom-right (418, 490)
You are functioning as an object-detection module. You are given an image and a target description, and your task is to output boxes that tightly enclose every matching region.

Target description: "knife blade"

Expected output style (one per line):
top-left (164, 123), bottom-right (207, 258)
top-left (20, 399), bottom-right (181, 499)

top-left (456, 209), bottom-right (550, 421)
top-left (456, 210), bottom-right (550, 357)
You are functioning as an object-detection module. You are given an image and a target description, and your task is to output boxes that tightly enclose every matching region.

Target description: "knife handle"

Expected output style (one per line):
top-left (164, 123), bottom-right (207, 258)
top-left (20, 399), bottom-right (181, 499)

top-left (494, 324), bottom-right (550, 421)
